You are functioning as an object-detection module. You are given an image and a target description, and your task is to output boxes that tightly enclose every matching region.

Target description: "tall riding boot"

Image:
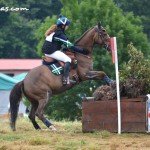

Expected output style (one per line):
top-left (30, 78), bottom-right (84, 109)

top-left (63, 62), bottom-right (71, 85)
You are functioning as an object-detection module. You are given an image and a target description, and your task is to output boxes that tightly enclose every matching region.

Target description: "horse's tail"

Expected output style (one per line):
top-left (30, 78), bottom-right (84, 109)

top-left (9, 81), bottom-right (23, 131)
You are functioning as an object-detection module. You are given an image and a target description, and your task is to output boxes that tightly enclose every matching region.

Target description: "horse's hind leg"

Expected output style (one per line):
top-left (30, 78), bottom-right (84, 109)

top-left (28, 102), bottom-right (41, 130)
top-left (35, 91), bottom-right (56, 131)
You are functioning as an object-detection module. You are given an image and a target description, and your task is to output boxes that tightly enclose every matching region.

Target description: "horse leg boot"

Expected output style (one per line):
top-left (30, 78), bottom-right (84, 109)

top-left (63, 62), bottom-right (71, 85)
top-left (102, 75), bottom-right (113, 86)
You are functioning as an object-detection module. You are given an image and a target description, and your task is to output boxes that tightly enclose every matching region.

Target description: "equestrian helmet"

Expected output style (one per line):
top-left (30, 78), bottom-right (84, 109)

top-left (56, 16), bottom-right (71, 26)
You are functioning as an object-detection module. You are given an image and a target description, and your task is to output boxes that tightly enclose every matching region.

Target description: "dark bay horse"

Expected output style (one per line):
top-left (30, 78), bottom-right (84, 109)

top-left (10, 22), bottom-right (111, 131)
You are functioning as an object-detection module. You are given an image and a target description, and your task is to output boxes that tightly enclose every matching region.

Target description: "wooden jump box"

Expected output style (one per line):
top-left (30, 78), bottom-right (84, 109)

top-left (82, 97), bottom-right (147, 132)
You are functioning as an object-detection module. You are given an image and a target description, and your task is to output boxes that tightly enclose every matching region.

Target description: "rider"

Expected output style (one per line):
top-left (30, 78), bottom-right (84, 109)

top-left (42, 15), bottom-right (89, 85)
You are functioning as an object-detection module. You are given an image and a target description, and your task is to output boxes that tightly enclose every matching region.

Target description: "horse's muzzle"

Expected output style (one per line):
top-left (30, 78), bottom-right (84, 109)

top-left (103, 44), bottom-right (111, 52)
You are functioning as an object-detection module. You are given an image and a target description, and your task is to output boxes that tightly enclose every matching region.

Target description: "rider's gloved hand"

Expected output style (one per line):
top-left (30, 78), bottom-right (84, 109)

top-left (62, 47), bottom-right (69, 52)
top-left (70, 46), bottom-right (89, 54)
top-left (82, 48), bottom-right (89, 55)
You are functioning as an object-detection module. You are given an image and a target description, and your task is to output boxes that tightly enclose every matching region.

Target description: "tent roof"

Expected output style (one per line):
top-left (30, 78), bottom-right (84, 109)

top-left (0, 72), bottom-right (28, 90)
top-left (13, 72), bottom-right (28, 81)
top-left (0, 73), bottom-right (19, 90)
top-left (0, 59), bottom-right (42, 70)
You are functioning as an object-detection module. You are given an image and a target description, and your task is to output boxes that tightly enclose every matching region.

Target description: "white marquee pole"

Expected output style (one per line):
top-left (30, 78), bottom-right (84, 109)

top-left (110, 37), bottom-right (121, 134)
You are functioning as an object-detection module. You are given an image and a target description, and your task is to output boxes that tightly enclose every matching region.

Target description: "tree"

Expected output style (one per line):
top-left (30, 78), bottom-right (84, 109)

top-left (120, 43), bottom-right (150, 93)
top-left (0, 0), bottom-right (62, 58)
top-left (14, 0), bottom-right (62, 21)
top-left (0, 12), bottom-right (40, 58)
top-left (114, 0), bottom-right (150, 40)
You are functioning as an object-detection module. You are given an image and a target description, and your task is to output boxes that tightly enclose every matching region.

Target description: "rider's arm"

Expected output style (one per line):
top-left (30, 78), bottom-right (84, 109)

top-left (53, 34), bottom-right (87, 54)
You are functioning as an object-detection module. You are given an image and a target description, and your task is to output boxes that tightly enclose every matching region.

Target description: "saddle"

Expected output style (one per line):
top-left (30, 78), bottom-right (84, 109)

top-left (42, 51), bottom-right (77, 69)
top-left (42, 51), bottom-right (79, 83)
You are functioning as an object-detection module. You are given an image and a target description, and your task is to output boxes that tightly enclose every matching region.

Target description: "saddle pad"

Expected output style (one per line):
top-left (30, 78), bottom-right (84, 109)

top-left (43, 60), bottom-right (63, 75)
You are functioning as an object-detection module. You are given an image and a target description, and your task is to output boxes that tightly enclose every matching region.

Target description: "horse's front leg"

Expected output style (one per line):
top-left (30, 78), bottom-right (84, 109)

top-left (85, 71), bottom-right (112, 85)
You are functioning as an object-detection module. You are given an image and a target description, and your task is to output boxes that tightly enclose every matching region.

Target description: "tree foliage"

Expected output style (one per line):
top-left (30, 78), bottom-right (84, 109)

top-left (114, 0), bottom-right (150, 40)
top-left (0, 0), bottom-right (62, 58)
top-left (120, 43), bottom-right (150, 93)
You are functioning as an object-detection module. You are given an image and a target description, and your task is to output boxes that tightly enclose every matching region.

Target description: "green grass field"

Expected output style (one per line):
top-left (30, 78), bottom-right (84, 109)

top-left (0, 117), bottom-right (150, 150)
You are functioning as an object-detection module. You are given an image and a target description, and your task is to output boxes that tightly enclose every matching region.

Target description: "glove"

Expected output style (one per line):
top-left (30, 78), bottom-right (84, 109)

top-left (82, 48), bottom-right (89, 55)
top-left (62, 47), bottom-right (69, 52)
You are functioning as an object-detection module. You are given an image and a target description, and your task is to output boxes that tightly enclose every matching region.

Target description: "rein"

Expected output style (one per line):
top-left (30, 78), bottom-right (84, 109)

top-left (75, 26), bottom-right (108, 49)
top-left (75, 45), bottom-right (93, 49)
top-left (73, 25), bottom-right (110, 59)
top-left (75, 51), bottom-right (91, 59)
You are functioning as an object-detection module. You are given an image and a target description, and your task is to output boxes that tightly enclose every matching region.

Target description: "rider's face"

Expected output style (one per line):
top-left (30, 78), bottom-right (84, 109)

top-left (65, 26), bottom-right (69, 30)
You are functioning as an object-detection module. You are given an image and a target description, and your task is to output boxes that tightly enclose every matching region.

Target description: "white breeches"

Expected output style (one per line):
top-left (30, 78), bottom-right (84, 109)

top-left (45, 51), bottom-right (71, 63)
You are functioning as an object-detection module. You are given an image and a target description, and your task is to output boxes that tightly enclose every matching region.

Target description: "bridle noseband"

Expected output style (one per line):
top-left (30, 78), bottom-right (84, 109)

top-left (94, 26), bottom-right (110, 51)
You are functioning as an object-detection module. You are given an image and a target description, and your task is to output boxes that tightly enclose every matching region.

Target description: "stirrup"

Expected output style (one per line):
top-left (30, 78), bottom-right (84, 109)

top-left (63, 79), bottom-right (67, 85)
top-left (63, 77), bottom-right (70, 85)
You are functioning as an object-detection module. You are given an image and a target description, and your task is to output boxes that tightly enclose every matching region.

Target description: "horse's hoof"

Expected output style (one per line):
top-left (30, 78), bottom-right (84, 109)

top-left (49, 125), bottom-right (57, 131)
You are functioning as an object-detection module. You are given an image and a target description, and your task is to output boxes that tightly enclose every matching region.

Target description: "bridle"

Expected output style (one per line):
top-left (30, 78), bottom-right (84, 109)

top-left (76, 26), bottom-right (110, 51)
top-left (94, 26), bottom-right (110, 51)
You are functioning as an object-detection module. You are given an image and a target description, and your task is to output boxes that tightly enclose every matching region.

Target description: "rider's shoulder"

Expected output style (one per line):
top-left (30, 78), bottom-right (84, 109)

top-left (54, 28), bottom-right (64, 36)
top-left (54, 29), bottom-right (67, 40)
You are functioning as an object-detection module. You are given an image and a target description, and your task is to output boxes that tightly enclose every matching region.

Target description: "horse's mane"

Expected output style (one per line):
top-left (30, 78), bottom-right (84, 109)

top-left (74, 27), bottom-right (95, 44)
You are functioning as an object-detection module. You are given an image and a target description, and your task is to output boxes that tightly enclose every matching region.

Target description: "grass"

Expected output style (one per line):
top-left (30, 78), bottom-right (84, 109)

top-left (0, 118), bottom-right (150, 150)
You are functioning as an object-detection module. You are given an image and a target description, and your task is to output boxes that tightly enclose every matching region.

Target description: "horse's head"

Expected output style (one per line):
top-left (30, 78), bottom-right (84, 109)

top-left (93, 22), bottom-right (111, 51)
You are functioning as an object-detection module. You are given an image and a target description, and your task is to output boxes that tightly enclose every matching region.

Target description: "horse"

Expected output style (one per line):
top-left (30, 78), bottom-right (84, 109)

top-left (10, 22), bottom-right (111, 131)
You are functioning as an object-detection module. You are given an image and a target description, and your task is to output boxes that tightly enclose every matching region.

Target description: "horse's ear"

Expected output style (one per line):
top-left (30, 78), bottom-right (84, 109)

top-left (98, 21), bottom-right (102, 29)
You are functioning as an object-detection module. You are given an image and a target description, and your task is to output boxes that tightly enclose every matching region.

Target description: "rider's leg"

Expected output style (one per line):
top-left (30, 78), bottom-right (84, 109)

top-left (45, 51), bottom-right (71, 85)
top-left (45, 51), bottom-right (71, 63)
top-left (63, 62), bottom-right (71, 85)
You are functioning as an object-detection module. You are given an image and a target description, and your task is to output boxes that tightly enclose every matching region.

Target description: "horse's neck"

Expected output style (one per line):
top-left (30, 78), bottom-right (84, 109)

top-left (76, 28), bottom-right (95, 49)
top-left (75, 29), bottom-right (95, 75)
